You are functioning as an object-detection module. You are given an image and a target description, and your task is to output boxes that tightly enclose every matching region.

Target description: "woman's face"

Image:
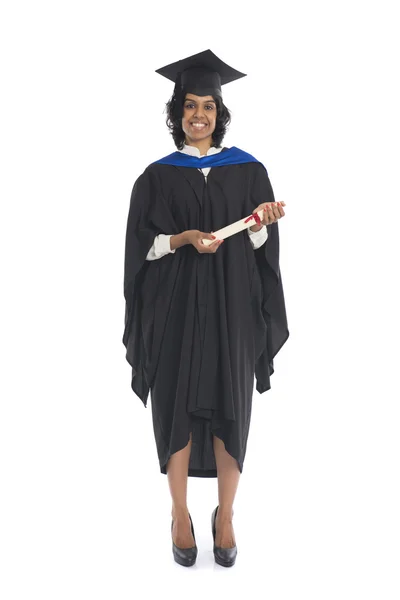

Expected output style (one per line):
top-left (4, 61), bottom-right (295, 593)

top-left (182, 93), bottom-right (217, 145)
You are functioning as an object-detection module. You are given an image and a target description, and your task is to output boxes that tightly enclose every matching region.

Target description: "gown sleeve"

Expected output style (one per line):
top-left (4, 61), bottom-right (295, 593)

top-left (250, 163), bottom-right (290, 393)
top-left (123, 169), bottom-right (165, 403)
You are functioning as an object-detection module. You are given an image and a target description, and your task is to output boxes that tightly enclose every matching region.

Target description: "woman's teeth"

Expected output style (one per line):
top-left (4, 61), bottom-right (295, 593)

top-left (191, 123), bottom-right (207, 129)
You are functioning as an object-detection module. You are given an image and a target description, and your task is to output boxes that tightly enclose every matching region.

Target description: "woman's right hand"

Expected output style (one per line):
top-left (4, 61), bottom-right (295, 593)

top-left (185, 230), bottom-right (224, 254)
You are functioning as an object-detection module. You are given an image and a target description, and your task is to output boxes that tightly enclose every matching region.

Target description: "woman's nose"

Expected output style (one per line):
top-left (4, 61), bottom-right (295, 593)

top-left (194, 107), bottom-right (205, 118)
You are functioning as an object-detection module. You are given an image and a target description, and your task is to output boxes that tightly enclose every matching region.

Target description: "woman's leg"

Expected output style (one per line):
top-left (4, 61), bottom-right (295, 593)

top-left (167, 432), bottom-right (196, 548)
top-left (213, 435), bottom-right (240, 548)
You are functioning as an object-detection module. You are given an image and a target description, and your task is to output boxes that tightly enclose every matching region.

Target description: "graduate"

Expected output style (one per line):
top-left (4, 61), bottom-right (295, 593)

top-left (123, 49), bottom-right (289, 567)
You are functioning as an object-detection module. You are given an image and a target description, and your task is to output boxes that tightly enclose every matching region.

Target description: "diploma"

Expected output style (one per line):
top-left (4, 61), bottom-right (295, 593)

top-left (201, 208), bottom-right (265, 246)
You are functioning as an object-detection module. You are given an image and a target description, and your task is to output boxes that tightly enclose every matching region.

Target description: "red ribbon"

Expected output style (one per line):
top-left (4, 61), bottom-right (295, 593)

top-left (244, 211), bottom-right (262, 226)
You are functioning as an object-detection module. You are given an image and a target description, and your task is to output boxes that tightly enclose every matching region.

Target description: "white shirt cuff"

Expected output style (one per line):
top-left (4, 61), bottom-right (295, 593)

top-left (247, 225), bottom-right (268, 249)
top-left (146, 234), bottom-right (176, 260)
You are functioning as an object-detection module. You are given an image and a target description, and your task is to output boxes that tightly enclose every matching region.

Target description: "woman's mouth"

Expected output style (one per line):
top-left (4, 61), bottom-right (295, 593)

top-left (190, 122), bottom-right (207, 130)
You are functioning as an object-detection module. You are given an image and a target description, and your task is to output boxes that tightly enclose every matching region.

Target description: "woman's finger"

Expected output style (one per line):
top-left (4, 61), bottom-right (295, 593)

top-left (199, 239), bottom-right (222, 253)
top-left (212, 240), bottom-right (224, 252)
top-left (271, 203), bottom-right (281, 220)
top-left (264, 204), bottom-right (274, 224)
top-left (277, 203), bottom-right (285, 217)
top-left (260, 208), bottom-right (268, 226)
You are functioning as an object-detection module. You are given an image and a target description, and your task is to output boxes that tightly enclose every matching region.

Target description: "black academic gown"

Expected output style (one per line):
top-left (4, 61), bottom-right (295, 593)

top-left (123, 147), bottom-right (289, 477)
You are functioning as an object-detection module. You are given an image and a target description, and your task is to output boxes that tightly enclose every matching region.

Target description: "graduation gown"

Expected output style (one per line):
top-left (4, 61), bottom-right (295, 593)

top-left (123, 147), bottom-right (289, 477)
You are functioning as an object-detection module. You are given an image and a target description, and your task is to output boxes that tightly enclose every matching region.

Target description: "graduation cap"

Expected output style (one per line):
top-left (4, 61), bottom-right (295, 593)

top-left (155, 49), bottom-right (246, 117)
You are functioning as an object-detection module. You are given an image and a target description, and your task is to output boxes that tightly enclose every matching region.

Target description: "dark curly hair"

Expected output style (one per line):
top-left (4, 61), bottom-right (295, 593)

top-left (165, 92), bottom-right (232, 150)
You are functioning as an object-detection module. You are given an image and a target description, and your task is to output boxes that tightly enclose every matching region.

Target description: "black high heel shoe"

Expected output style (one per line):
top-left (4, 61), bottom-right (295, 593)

top-left (211, 505), bottom-right (237, 567)
top-left (171, 512), bottom-right (198, 567)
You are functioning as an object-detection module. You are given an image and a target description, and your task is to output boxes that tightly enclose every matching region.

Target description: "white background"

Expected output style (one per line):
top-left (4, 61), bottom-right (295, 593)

top-left (1, 0), bottom-right (399, 598)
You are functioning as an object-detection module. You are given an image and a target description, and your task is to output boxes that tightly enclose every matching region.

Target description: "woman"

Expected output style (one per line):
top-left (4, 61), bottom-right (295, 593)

top-left (123, 50), bottom-right (289, 567)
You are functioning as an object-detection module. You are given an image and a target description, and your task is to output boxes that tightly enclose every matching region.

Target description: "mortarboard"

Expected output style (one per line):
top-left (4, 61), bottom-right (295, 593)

top-left (155, 49), bottom-right (246, 117)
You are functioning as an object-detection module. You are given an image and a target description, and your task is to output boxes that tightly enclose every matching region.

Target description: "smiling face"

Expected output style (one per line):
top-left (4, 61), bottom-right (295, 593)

top-left (181, 93), bottom-right (217, 146)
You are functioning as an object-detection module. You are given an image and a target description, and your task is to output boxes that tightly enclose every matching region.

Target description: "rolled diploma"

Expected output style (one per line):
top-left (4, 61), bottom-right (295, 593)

top-left (201, 209), bottom-right (265, 247)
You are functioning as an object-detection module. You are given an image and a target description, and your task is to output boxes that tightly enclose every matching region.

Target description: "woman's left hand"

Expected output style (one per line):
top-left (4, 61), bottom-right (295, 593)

top-left (252, 201), bottom-right (286, 226)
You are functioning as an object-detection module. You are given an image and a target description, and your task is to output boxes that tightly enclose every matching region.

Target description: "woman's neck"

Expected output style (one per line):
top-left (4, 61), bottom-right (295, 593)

top-left (184, 139), bottom-right (213, 156)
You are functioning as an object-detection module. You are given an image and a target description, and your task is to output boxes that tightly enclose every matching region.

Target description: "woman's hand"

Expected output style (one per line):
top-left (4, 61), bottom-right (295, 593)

top-left (185, 230), bottom-right (224, 254)
top-left (250, 201), bottom-right (286, 230)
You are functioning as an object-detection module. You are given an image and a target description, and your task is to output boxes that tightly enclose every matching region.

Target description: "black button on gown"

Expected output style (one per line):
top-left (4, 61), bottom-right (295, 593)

top-left (123, 149), bottom-right (289, 477)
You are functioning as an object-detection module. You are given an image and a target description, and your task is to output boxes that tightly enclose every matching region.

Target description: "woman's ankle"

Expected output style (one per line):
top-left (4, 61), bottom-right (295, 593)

top-left (216, 506), bottom-right (234, 522)
top-left (171, 505), bottom-right (190, 520)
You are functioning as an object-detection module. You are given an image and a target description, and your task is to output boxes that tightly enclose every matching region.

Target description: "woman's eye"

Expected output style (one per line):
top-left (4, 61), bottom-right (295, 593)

top-left (185, 104), bottom-right (214, 110)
